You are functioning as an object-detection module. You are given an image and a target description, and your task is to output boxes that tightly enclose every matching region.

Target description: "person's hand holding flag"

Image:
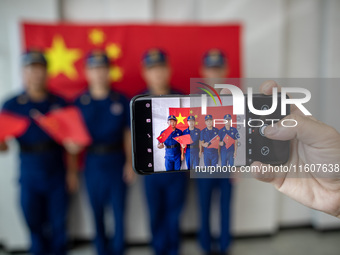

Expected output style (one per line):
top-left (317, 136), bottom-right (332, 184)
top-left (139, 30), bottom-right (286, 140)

top-left (33, 106), bottom-right (92, 154)
top-left (223, 134), bottom-right (235, 150)
top-left (157, 125), bottom-right (173, 143)
top-left (207, 135), bottom-right (220, 149)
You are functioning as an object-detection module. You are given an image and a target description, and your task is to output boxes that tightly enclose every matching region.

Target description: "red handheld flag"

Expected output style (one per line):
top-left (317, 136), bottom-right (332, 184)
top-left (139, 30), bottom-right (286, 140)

top-left (173, 134), bottom-right (192, 145)
top-left (157, 125), bottom-right (173, 143)
top-left (34, 106), bottom-right (92, 146)
top-left (223, 134), bottom-right (235, 149)
top-left (0, 112), bottom-right (30, 141)
top-left (208, 135), bottom-right (220, 149)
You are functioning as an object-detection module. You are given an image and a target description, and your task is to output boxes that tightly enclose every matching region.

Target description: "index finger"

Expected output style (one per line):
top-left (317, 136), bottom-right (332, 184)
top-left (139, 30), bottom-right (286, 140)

top-left (259, 80), bottom-right (303, 115)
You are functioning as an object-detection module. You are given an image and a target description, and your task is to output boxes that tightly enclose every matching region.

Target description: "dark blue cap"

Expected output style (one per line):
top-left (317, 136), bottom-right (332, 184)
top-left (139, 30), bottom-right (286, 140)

top-left (142, 48), bottom-right (167, 68)
top-left (187, 115), bottom-right (195, 121)
top-left (224, 114), bottom-right (232, 120)
top-left (203, 49), bottom-right (226, 68)
top-left (205, 115), bottom-right (213, 120)
top-left (22, 50), bottom-right (47, 67)
top-left (86, 50), bottom-right (110, 68)
top-left (168, 115), bottom-right (177, 121)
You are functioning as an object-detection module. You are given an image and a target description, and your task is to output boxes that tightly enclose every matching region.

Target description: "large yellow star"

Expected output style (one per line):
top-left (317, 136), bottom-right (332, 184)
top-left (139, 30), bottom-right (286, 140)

top-left (109, 66), bottom-right (123, 82)
top-left (106, 43), bottom-right (121, 60)
top-left (176, 113), bottom-right (186, 125)
top-left (89, 29), bottom-right (105, 45)
top-left (45, 36), bottom-right (82, 80)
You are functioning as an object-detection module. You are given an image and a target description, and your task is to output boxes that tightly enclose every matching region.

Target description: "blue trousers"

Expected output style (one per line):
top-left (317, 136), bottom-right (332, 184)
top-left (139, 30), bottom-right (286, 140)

top-left (197, 178), bottom-right (232, 253)
top-left (185, 148), bottom-right (199, 170)
top-left (144, 173), bottom-right (187, 255)
top-left (165, 153), bottom-right (181, 171)
top-left (203, 150), bottom-right (218, 168)
top-left (221, 148), bottom-right (235, 167)
top-left (20, 175), bottom-right (68, 255)
top-left (85, 154), bottom-right (127, 255)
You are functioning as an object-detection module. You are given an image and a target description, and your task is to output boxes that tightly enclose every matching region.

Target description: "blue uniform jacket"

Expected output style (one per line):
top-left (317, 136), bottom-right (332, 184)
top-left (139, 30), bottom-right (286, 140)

top-left (218, 126), bottom-right (240, 151)
top-left (162, 128), bottom-right (183, 158)
top-left (2, 92), bottom-right (67, 183)
top-left (183, 127), bottom-right (200, 150)
top-left (200, 127), bottom-right (219, 154)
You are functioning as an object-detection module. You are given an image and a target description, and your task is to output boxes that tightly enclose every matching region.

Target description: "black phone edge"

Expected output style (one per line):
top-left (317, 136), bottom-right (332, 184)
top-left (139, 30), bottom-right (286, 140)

top-left (130, 93), bottom-right (290, 174)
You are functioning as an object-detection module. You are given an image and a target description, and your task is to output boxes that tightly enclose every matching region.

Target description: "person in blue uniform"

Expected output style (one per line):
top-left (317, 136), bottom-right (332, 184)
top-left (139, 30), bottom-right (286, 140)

top-left (197, 50), bottom-right (233, 255)
top-left (219, 114), bottom-right (239, 167)
top-left (141, 48), bottom-right (187, 255)
top-left (74, 50), bottom-right (134, 255)
top-left (0, 50), bottom-right (77, 255)
top-left (158, 115), bottom-right (183, 171)
top-left (182, 115), bottom-right (200, 170)
top-left (199, 115), bottom-right (219, 168)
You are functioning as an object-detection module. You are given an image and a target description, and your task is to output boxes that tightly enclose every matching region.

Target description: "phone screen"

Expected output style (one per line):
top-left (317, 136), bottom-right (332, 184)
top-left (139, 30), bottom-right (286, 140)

top-left (131, 94), bottom-right (289, 174)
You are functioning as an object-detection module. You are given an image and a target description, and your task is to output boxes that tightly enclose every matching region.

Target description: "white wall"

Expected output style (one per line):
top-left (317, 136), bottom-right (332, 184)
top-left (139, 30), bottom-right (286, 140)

top-left (0, 0), bottom-right (60, 250)
top-left (0, 0), bottom-right (340, 250)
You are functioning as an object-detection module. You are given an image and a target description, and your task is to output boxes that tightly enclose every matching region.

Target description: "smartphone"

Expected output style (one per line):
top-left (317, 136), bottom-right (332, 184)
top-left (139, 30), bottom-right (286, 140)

top-left (130, 94), bottom-right (290, 175)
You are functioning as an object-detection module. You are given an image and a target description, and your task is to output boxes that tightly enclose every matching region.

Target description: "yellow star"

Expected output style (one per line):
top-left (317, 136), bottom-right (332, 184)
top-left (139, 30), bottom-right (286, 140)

top-left (195, 121), bottom-right (198, 125)
top-left (89, 29), bottom-right (105, 45)
top-left (176, 113), bottom-right (186, 125)
top-left (190, 110), bottom-right (193, 114)
top-left (109, 65), bottom-right (123, 82)
top-left (106, 43), bottom-right (121, 60)
top-left (45, 35), bottom-right (82, 80)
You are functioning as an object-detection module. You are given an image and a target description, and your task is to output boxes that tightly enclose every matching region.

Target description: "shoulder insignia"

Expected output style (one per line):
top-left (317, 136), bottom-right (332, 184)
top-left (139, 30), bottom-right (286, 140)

top-left (80, 94), bottom-right (91, 105)
top-left (17, 95), bottom-right (28, 105)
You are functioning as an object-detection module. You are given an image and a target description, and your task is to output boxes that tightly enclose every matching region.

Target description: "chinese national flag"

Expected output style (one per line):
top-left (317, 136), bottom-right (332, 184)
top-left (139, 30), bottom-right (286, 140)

top-left (23, 23), bottom-right (241, 101)
top-left (223, 134), bottom-right (235, 149)
top-left (34, 106), bottom-right (92, 146)
top-left (173, 134), bottom-right (192, 145)
top-left (170, 106), bottom-right (236, 131)
top-left (169, 108), bottom-right (190, 131)
top-left (0, 112), bottom-right (30, 141)
top-left (157, 125), bottom-right (173, 143)
top-left (208, 135), bottom-right (220, 149)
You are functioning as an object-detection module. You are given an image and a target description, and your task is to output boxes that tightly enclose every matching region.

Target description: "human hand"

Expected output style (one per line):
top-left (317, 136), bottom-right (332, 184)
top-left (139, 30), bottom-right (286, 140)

top-left (66, 171), bottom-right (79, 193)
top-left (252, 80), bottom-right (340, 218)
top-left (63, 139), bottom-right (84, 155)
top-left (123, 162), bottom-right (136, 184)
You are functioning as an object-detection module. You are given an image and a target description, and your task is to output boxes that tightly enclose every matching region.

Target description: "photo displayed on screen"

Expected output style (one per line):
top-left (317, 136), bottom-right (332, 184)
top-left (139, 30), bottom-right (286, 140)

top-left (152, 96), bottom-right (246, 172)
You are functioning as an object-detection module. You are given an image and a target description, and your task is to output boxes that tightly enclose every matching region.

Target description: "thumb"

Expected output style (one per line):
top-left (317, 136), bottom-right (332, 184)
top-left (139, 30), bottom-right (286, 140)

top-left (264, 114), bottom-right (331, 146)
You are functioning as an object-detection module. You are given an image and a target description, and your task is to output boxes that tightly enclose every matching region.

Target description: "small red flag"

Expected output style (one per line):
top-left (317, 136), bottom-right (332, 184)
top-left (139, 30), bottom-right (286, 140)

top-left (208, 135), bottom-right (220, 149)
top-left (34, 106), bottom-right (92, 146)
top-left (223, 134), bottom-right (235, 149)
top-left (157, 125), bottom-right (173, 143)
top-left (0, 112), bottom-right (30, 142)
top-left (173, 134), bottom-right (192, 145)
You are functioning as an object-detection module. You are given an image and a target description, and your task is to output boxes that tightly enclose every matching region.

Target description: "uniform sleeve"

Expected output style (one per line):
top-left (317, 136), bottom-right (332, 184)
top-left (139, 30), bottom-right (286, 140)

top-left (235, 128), bottom-right (240, 140)
top-left (2, 98), bottom-right (16, 113)
top-left (218, 129), bottom-right (223, 140)
top-left (121, 95), bottom-right (131, 128)
top-left (200, 130), bottom-right (204, 142)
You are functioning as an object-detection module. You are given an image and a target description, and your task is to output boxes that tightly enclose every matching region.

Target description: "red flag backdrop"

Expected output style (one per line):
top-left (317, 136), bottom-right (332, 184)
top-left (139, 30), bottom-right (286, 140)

top-left (23, 23), bottom-right (242, 101)
top-left (169, 106), bottom-right (236, 131)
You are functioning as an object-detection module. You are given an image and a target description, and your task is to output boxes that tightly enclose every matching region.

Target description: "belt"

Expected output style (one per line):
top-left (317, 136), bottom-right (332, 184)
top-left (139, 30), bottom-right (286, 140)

top-left (165, 144), bottom-right (180, 149)
top-left (20, 141), bottom-right (61, 153)
top-left (187, 144), bottom-right (199, 149)
top-left (88, 142), bottom-right (123, 154)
